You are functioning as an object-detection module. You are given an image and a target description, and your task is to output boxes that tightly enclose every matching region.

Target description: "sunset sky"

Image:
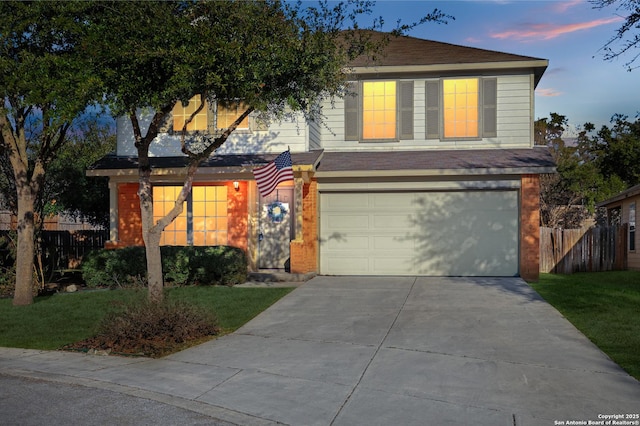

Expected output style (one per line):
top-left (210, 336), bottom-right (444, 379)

top-left (369, 0), bottom-right (639, 133)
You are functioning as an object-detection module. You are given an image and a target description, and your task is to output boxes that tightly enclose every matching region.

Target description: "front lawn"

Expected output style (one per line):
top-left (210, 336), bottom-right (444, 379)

top-left (0, 286), bottom-right (294, 352)
top-left (531, 271), bottom-right (640, 380)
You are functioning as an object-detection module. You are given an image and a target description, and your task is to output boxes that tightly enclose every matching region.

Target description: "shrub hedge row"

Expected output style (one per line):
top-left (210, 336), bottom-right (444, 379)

top-left (82, 246), bottom-right (247, 288)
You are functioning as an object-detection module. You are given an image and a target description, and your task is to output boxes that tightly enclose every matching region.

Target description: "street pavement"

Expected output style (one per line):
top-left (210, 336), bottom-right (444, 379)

top-left (1, 276), bottom-right (639, 426)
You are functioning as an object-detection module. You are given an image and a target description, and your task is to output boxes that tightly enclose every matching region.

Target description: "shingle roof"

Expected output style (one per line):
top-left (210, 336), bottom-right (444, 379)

top-left (348, 32), bottom-right (546, 68)
top-left (315, 148), bottom-right (555, 174)
top-left (87, 150), bottom-right (324, 172)
top-left (346, 31), bottom-right (548, 86)
top-left (88, 148), bottom-right (555, 176)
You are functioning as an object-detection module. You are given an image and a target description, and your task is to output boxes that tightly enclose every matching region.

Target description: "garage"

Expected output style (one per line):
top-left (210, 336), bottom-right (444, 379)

top-left (319, 190), bottom-right (519, 276)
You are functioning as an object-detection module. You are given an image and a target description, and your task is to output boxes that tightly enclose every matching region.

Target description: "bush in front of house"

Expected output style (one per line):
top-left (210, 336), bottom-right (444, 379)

top-left (161, 245), bottom-right (248, 286)
top-left (81, 245), bottom-right (247, 288)
top-left (82, 246), bottom-right (147, 288)
top-left (64, 297), bottom-right (219, 357)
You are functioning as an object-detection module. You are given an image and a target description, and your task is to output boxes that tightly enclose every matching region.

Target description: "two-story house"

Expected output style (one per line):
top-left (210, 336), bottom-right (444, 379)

top-left (87, 33), bottom-right (554, 281)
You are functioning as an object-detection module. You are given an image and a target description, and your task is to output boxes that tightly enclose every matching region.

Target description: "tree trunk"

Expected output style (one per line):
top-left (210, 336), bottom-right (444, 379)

top-left (144, 227), bottom-right (164, 304)
top-left (13, 188), bottom-right (36, 306)
top-left (137, 154), bottom-right (165, 303)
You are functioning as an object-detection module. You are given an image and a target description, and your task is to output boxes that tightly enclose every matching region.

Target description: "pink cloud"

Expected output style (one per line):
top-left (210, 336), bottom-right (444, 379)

top-left (552, 0), bottom-right (584, 14)
top-left (491, 16), bottom-right (624, 41)
top-left (536, 88), bottom-right (563, 97)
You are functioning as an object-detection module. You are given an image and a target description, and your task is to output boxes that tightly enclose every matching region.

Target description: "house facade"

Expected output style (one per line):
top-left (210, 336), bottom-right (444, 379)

top-left (87, 34), bottom-right (554, 281)
top-left (597, 184), bottom-right (640, 270)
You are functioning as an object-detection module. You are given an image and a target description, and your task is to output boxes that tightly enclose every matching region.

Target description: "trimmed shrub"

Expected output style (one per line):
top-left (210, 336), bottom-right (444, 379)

top-left (82, 246), bottom-right (147, 288)
top-left (81, 245), bottom-right (247, 288)
top-left (162, 246), bottom-right (248, 286)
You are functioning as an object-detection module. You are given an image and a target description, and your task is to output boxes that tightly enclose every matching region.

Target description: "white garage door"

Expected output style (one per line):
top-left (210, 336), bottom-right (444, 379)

top-left (320, 191), bottom-right (519, 276)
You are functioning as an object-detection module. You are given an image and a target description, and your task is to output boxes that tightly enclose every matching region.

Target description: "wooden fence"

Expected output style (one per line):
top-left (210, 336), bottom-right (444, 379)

top-left (0, 229), bottom-right (109, 271)
top-left (540, 225), bottom-right (627, 274)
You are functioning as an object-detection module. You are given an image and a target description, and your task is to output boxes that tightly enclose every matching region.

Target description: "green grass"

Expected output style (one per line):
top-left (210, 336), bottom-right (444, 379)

top-left (531, 271), bottom-right (640, 380)
top-left (0, 286), bottom-right (294, 351)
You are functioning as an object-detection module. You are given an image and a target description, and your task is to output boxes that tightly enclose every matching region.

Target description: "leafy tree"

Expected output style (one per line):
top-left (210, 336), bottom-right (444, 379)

top-left (537, 112), bottom-right (640, 228)
top-left (1, 117), bottom-right (115, 228)
top-left (579, 114), bottom-right (640, 186)
top-left (591, 0), bottom-right (640, 70)
top-left (89, 0), bottom-right (450, 303)
top-left (536, 114), bottom-right (591, 227)
top-left (43, 117), bottom-right (116, 228)
top-left (0, 2), bottom-right (102, 305)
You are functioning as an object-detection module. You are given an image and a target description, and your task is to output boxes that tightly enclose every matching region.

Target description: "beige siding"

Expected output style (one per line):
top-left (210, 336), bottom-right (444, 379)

top-left (117, 109), bottom-right (308, 157)
top-left (318, 74), bottom-right (534, 151)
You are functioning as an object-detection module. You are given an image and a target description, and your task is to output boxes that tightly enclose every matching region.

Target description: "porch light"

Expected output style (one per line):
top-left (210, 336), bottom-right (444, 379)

top-left (233, 181), bottom-right (240, 190)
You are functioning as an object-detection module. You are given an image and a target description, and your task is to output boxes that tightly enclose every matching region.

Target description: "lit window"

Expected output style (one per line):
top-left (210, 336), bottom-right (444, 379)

top-left (217, 101), bottom-right (249, 130)
top-left (362, 81), bottom-right (396, 140)
top-left (153, 185), bottom-right (228, 246)
top-left (443, 78), bottom-right (479, 138)
top-left (173, 95), bottom-right (208, 132)
top-left (630, 202), bottom-right (636, 251)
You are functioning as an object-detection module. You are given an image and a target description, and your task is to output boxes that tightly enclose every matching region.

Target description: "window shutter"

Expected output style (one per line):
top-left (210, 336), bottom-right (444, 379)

top-left (425, 81), bottom-right (440, 139)
top-left (399, 81), bottom-right (414, 140)
top-left (344, 82), bottom-right (359, 141)
top-left (208, 100), bottom-right (216, 134)
top-left (482, 78), bottom-right (497, 138)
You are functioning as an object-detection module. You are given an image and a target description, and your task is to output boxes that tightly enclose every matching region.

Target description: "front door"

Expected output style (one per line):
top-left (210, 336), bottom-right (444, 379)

top-left (259, 186), bottom-right (294, 269)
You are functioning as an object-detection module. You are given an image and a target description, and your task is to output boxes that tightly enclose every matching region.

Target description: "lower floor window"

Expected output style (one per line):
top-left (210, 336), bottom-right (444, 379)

top-left (630, 202), bottom-right (636, 251)
top-left (153, 185), bottom-right (228, 246)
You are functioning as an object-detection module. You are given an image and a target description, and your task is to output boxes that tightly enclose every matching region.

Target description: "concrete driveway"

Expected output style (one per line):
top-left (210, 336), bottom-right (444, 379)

top-left (1, 276), bottom-right (639, 425)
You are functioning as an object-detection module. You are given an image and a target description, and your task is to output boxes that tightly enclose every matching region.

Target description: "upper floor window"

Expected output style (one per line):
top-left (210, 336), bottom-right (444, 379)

top-left (217, 101), bottom-right (250, 131)
top-left (164, 96), bottom-right (252, 134)
top-left (173, 95), bottom-right (209, 132)
top-left (362, 81), bottom-right (396, 140)
top-left (426, 77), bottom-right (497, 140)
top-left (443, 79), bottom-right (479, 138)
top-left (345, 80), bottom-right (414, 142)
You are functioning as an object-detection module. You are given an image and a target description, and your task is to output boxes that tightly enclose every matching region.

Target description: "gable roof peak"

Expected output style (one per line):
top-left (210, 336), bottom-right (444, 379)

top-left (345, 30), bottom-right (548, 84)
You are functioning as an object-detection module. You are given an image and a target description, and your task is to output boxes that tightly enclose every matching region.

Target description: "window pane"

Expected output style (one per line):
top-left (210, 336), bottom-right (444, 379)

top-left (362, 81), bottom-right (396, 140)
top-left (193, 231), bottom-right (205, 246)
top-left (443, 78), bottom-right (479, 138)
top-left (217, 102), bottom-right (249, 130)
top-left (153, 185), bottom-right (228, 247)
top-left (173, 95), bottom-right (208, 132)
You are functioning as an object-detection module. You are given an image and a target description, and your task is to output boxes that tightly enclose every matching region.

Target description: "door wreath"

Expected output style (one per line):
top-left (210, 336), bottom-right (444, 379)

top-left (267, 201), bottom-right (288, 223)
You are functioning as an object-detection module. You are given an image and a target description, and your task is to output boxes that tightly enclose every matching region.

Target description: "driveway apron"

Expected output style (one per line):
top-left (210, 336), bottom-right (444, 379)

top-left (2, 276), bottom-right (639, 426)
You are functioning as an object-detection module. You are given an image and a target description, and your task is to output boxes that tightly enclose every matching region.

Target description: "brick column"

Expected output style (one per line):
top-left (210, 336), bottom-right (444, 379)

top-left (290, 179), bottom-right (318, 274)
top-left (520, 174), bottom-right (540, 281)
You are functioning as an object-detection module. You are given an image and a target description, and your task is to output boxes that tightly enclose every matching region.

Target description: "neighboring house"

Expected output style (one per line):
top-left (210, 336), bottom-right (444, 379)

top-left (87, 33), bottom-right (554, 281)
top-left (597, 184), bottom-right (640, 270)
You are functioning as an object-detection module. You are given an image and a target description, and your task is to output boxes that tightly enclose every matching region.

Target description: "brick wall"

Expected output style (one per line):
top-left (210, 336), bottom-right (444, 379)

top-left (226, 181), bottom-right (248, 251)
top-left (114, 183), bottom-right (144, 247)
top-left (520, 174), bottom-right (540, 281)
top-left (290, 179), bottom-right (318, 274)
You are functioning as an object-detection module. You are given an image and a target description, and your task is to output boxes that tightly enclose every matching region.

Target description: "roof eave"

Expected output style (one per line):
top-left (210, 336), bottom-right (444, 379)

top-left (596, 184), bottom-right (640, 208)
top-left (349, 59), bottom-right (549, 86)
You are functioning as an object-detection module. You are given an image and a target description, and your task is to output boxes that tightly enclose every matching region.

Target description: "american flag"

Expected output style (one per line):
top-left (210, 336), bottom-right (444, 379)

top-left (253, 150), bottom-right (294, 197)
